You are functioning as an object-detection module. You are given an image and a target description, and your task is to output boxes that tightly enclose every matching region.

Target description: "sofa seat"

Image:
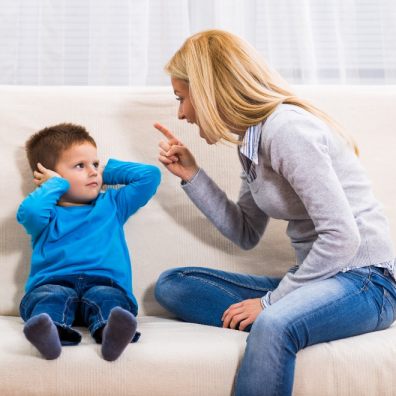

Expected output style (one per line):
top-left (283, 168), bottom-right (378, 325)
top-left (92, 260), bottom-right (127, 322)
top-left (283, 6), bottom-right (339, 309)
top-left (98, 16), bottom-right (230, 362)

top-left (1, 315), bottom-right (396, 395)
top-left (0, 315), bottom-right (247, 396)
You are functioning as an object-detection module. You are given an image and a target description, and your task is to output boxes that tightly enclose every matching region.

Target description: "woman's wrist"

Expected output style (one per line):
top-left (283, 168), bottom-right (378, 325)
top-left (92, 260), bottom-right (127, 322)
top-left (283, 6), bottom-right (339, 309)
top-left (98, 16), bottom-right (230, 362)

top-left (182, 167), bottom-right (200, 184)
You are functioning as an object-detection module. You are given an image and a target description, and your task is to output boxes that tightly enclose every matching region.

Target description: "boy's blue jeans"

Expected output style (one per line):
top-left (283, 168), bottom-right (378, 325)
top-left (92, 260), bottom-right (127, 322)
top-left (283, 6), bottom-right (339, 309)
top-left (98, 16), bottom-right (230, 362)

top-left (20, 274), bottom-right (139, 345)
top-left (155, 265), bottom-right (396, 396)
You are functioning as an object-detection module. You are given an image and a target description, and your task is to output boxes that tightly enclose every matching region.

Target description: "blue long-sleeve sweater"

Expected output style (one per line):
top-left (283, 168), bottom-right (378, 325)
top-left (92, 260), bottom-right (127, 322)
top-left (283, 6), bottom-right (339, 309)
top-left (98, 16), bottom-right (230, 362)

top-left (17, 159), bottom-right (161, 309)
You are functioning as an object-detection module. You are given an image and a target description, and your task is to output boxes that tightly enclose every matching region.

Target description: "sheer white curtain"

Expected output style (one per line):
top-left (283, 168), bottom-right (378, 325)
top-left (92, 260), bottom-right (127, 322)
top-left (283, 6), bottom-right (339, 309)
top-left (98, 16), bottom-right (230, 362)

top-left (0, 0), bottom-right (395, 85)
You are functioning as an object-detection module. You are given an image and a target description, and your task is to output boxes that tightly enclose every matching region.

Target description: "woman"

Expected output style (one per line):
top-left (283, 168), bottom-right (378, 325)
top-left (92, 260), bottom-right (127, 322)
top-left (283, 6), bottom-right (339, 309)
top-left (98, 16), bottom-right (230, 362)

top-left (154, 30), bottom-right (396, 396)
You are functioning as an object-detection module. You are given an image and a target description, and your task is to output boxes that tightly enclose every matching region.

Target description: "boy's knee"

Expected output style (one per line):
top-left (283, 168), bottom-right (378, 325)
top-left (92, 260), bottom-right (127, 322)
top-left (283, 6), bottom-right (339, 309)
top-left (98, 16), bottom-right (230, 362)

top-left (85, 285), bottom-right (123, 298)
top-left (29, 283), bottom-right (77, 300)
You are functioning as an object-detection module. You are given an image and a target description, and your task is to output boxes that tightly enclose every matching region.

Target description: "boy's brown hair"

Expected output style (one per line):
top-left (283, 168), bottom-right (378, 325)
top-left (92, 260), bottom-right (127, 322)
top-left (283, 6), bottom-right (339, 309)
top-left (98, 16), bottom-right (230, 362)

top-left (26, 123), bottom-right (96, 172)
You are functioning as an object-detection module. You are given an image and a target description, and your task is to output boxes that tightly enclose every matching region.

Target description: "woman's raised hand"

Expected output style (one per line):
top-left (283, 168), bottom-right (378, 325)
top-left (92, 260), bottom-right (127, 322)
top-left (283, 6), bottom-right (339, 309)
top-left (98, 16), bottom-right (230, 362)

top-left (154, 123), bottom-right (199, 182)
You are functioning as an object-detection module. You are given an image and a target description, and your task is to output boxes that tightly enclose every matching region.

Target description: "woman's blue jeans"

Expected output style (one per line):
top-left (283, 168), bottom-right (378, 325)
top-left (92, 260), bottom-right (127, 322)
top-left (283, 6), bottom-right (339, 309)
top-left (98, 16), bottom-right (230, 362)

top-left (155, 265), bottom-right (396, 396)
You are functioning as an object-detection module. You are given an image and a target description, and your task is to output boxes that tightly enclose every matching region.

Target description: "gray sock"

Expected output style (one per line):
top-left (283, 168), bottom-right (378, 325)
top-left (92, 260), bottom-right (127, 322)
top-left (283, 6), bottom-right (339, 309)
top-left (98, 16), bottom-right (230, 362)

top-left (23, 313), bottom-right (61, 360)
top-left (101, 307), bottom-right (137, 361)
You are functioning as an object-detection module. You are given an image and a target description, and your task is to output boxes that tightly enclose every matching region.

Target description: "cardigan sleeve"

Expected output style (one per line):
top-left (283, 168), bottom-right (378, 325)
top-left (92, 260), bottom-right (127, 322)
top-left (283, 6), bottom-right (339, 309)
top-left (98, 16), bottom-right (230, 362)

top-left (182, 168), bottom-right (269, 250)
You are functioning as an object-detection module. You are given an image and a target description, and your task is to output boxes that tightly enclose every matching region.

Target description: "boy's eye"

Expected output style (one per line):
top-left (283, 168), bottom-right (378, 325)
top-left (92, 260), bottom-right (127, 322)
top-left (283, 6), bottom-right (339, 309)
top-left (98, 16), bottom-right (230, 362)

top-left (93, 162), bottom-right (99, 169)
top-left (75, 163), bottom-right (84, 169)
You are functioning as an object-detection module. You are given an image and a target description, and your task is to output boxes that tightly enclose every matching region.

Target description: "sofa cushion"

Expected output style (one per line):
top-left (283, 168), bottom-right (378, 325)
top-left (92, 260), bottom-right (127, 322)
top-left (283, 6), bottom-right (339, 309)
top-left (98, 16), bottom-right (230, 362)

top-left (0, 315), bottom-right (247, 396)
top-left (1, 315), bottom-right (396, 395)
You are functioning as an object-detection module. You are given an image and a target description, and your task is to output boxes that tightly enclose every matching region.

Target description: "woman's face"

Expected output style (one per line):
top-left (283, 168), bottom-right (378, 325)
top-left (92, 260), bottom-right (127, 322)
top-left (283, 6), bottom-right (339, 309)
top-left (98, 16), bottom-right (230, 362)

top-left (171, 77), bottom-right (217, 145)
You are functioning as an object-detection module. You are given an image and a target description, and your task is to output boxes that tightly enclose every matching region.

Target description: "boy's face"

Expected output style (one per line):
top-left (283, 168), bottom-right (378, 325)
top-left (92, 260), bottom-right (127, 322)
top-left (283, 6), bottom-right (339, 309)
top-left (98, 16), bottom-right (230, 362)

top-left (55, 142), bottom-right (103, 206)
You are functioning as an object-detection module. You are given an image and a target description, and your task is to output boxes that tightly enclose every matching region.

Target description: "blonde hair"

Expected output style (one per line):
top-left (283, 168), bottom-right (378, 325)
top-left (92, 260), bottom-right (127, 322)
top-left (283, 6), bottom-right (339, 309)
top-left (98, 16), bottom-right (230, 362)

top-left (165, 29), bottom-right (359, 155)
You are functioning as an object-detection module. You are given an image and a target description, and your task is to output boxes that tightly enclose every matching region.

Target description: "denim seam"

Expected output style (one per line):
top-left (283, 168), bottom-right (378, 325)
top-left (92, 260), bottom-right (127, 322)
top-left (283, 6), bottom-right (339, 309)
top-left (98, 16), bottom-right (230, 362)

top-left (379, 288), bottom-right (396, 327)
top-left (379, 289), bottom-right (388, 324)
top-left (272, 327), bottom-right (292, 394)
top-left (366, 268), bottom-right (392, 329)
top-left (178, 273), bottom-right (242, 300)
top-left (81, 298), bottom-right (106, 334)
top-left (61, 296), bottom-right (79, 326)
top-left (361, 267), bottom-right (372, 291)
top-left (181, 269), bottom-right (273, 293)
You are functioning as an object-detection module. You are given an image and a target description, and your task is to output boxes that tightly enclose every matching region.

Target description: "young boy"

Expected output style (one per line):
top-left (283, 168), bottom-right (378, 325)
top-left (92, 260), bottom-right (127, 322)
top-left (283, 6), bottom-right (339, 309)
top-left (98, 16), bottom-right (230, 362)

top-left (17, 123), bottom-right (161, 361)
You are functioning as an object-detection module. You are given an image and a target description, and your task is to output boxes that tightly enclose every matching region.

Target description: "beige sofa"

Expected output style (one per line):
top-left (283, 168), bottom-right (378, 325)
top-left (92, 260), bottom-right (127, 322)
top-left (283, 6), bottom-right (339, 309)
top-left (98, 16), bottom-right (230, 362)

top-left (0, 85), bottom-right (395, 396)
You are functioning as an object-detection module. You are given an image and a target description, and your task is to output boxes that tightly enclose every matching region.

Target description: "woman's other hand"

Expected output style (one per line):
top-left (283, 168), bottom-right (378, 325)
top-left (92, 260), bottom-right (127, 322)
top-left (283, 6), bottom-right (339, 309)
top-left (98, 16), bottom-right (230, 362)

top-left (222, 298), bottom-right (263, 331)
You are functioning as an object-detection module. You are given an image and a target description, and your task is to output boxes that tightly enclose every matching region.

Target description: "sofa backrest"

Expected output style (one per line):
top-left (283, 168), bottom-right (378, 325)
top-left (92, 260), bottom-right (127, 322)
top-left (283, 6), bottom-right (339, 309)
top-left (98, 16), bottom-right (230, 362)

top-left (0, 86), bottom-right (395, 317)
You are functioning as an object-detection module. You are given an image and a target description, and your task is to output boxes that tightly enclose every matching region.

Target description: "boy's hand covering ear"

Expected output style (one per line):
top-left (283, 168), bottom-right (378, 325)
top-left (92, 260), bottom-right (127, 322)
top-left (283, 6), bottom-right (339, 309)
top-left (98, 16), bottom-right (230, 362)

top-left (33, 163), bottom-right (61, 186)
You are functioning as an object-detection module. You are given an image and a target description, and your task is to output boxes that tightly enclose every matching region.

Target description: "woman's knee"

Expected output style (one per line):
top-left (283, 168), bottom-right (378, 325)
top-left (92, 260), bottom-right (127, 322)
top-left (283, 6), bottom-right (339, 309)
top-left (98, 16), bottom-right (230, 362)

top-left (256, 309), bottom-right (309, 355)
top-left (251, 309), bottom-right (292, 344)
top-left (154, 267), bottom-right (186, 306)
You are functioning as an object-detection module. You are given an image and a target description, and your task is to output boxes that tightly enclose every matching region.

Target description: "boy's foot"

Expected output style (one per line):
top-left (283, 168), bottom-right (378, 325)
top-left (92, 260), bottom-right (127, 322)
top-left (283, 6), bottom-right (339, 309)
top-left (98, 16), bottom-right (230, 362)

top-left (101, 307), bottom-right (137, 361)
top-left (23, 313), bottom-right (61, 360)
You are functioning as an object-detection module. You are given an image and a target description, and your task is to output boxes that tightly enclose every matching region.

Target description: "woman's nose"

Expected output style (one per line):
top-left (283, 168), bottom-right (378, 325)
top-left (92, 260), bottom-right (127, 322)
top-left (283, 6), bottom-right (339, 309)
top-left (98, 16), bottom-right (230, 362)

top-left (178, 105), bottom-right (185, 120)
